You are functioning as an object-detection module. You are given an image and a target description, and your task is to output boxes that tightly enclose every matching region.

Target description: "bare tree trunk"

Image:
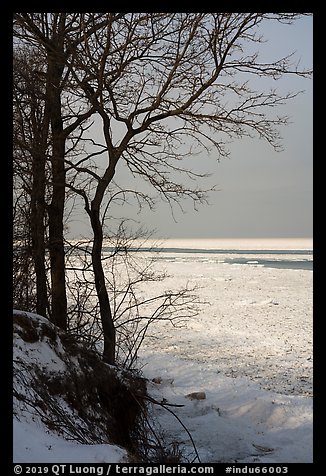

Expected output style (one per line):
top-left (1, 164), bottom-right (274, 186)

top-left (47, 47), bottom-right (67, 330)
top-left (30, 83), bottom-right (50, 318)
top-left (87, 149), bottom-right (119, 364)
top-left (30, 148), bottom-right (48, 317)
top-left (48, 148), bottom-right (67, 329)
top-left (90, 206), bottom-right (116, 365)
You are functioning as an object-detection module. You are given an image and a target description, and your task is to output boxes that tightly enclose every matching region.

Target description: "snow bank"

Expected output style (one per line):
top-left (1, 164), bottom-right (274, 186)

top-left (13, 419), bottom-right (127, 464)
top-left (13, 311), bottom-right (144, 464)
top-left (141, 352), bottom-right (312, 463)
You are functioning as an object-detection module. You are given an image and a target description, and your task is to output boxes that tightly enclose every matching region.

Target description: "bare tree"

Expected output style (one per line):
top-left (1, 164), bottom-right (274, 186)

top-left (13, 13), bottom-right (312, 365)
top-left (13, 47), bottom-right (51, 317)
top-left (65, 13), bottom-right (311, 363)
top-left (13, 13), bottom-right (99, 328)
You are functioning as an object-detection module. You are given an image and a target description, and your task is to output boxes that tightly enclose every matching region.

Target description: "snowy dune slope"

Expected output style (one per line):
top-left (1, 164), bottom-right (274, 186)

top-left (13, 310), bottom-right (132, 464)
top-left (14, 419), bottom-right (127, 464)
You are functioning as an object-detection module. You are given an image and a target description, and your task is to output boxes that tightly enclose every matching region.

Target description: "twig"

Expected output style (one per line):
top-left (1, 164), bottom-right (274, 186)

top-left (134, 392), bottom-right (201, 463)
top-left (144, 394), bottom-right (185, 408)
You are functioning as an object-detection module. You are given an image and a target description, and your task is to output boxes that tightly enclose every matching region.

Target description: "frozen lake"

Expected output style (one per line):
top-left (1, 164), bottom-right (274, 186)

top-left (135, 239), bottom-right (313, 462)
top-left (137, 239), bottom-right (313, 397)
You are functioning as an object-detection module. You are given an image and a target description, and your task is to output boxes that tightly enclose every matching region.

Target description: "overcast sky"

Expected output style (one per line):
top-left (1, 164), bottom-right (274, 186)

top-left (68, 15), bottom-right (313, 240)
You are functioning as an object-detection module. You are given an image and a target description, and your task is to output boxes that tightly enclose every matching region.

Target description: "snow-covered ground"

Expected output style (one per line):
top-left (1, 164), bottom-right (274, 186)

top-left (136, 239), bottom-right (313, 463)
top-left (14, 419), bottom-right (127, 464)
top-left (13, 239), bottom-right (313, 463)
top-left (142, 353), bottom-right (312, 463)
top-left (13, 310), bottom-right (129, 464)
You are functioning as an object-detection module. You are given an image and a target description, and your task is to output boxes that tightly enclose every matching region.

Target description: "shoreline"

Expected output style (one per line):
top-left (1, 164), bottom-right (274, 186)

top-left (141, 237), bottom-right (313, 251)
top-left (66, 237), bottom-right (313, 251)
